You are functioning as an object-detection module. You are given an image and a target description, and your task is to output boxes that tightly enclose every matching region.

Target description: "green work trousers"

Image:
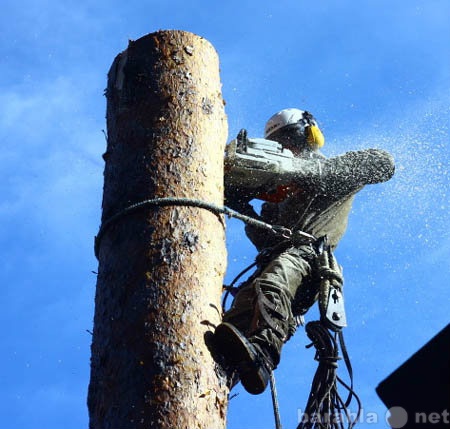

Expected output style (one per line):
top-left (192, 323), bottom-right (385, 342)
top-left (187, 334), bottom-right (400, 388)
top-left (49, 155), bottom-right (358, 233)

top-left (222, 245), bottom-right (317, 366)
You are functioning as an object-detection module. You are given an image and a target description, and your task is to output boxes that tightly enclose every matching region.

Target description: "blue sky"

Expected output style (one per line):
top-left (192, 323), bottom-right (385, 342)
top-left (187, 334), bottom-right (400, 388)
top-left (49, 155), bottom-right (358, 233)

top-left (1, 1), bottom-right (449, 428)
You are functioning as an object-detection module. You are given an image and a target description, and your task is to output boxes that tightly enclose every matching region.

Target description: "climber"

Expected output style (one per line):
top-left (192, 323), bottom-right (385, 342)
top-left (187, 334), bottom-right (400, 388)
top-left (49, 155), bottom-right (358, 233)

top-left (213, 108), bottom-right (395, 395)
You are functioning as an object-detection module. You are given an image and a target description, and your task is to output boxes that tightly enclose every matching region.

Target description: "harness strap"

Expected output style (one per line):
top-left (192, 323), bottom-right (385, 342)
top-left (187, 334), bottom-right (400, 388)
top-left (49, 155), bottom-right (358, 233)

top-left (338, 330), bottom-right (356, 408)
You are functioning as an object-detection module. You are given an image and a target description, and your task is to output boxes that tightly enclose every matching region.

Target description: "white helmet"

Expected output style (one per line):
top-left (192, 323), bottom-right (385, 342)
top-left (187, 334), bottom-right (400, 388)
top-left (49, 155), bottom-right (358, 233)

top-left (264, 108), bottom-right (310, 138)
top-left (264, 108), bottom-right (324, 149)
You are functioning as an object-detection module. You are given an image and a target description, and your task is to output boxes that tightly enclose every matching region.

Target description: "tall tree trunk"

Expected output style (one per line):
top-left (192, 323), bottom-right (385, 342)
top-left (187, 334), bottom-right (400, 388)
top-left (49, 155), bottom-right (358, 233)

top-left (88, 30), bottom-right (229, 429)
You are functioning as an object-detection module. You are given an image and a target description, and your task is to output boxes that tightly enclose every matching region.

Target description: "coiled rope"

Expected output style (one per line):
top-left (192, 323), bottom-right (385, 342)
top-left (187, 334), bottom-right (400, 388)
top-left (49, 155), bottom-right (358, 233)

top-left (297, 322), bottom-right (362, 429)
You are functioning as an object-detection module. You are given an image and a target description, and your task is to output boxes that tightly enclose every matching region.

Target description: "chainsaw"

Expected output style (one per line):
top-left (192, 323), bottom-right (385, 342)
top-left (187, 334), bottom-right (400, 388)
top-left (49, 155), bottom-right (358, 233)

top-left (224, 129), bottom-right (297, 190)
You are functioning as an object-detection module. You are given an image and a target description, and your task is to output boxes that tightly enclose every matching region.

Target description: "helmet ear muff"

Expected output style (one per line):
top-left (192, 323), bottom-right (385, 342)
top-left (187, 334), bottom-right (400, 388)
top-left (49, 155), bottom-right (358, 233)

top-left (264, 108), bottom-right (325, 150)
top-left (306, 125), bottom-right (325, 149)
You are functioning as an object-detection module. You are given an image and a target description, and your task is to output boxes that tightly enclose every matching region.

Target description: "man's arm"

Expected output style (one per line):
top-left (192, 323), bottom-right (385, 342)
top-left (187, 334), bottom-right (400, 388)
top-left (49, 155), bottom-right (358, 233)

top-left (225, 148), bottom-right (395, 207)
top-left (290, 148), bottom-right (395, 197)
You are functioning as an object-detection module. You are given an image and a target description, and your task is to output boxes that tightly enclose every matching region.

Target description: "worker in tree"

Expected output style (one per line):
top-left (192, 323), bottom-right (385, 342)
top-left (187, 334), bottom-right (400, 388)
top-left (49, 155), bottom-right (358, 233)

top-left (214, 108), bottom-right (395, 395)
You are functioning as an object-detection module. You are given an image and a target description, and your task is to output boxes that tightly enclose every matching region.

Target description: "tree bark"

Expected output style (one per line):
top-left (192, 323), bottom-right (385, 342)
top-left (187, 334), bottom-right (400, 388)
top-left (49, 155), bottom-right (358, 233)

top-left (88, 30), bottom-right (229, 429)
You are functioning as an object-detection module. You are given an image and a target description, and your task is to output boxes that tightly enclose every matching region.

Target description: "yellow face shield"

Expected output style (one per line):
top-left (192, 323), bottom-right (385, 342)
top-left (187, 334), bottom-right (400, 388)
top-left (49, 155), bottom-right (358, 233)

top-left (306, 125), bottom-right (325, 150)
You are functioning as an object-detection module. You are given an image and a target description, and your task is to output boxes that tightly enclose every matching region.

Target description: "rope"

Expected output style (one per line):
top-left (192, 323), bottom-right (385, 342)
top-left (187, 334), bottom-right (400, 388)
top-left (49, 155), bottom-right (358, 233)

top-left (270, 371), bottom-right (283, 429)
top-left (94, 195), bottom-right (361, 429)
top-left (296, 321), bottom-right (362, 429)
top-left (94, 197), bottom-right (292, 258)
top-left (222, 261), bottom-right (258, 310)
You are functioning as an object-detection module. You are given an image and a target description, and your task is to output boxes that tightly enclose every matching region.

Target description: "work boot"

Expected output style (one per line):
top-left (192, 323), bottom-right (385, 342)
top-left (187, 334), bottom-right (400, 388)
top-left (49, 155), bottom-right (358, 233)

top-left (214, 322), bottom-right (273, 394)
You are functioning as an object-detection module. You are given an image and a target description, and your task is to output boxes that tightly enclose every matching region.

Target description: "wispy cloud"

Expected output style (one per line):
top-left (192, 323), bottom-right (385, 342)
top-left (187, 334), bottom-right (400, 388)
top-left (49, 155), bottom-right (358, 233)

top-left (0, 76), bottom-right (105, 247)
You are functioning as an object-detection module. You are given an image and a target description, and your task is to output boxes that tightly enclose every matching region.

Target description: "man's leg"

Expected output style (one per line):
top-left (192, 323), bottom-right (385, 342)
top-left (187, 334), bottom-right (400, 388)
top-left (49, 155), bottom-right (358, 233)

top-left (215, 245), bottom-right (316, 393)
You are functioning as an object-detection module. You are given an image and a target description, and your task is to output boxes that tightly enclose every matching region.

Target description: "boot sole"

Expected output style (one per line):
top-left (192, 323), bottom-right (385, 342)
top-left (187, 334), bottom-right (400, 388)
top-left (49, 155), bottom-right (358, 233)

top-left (214, 323), bottom-right (269, 395)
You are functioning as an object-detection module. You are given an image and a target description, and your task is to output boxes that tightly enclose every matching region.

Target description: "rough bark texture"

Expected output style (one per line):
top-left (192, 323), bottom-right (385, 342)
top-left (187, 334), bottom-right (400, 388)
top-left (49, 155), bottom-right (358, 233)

top-left (88, 30), bottom-right (228, 429)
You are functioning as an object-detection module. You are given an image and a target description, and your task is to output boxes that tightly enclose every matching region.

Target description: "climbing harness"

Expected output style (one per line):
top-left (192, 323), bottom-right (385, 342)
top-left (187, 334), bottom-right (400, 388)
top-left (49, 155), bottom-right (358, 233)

top-left (223, 239), bottom-right (361, 429)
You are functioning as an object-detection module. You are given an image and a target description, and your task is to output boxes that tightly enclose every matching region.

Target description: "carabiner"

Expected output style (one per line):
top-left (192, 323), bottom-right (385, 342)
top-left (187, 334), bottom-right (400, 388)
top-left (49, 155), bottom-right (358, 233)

top-left (271, 225), bottom-right (292, 239)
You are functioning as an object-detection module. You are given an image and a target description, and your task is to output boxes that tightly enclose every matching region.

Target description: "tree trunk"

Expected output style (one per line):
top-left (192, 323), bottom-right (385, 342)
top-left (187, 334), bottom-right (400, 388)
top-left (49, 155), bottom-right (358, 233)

top-left (88, 30), bottom-right (229, 429)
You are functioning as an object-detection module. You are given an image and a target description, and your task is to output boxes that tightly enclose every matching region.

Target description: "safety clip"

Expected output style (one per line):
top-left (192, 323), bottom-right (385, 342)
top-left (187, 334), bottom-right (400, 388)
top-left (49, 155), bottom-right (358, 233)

top-left (271, 225), bottom-right (292, 239)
